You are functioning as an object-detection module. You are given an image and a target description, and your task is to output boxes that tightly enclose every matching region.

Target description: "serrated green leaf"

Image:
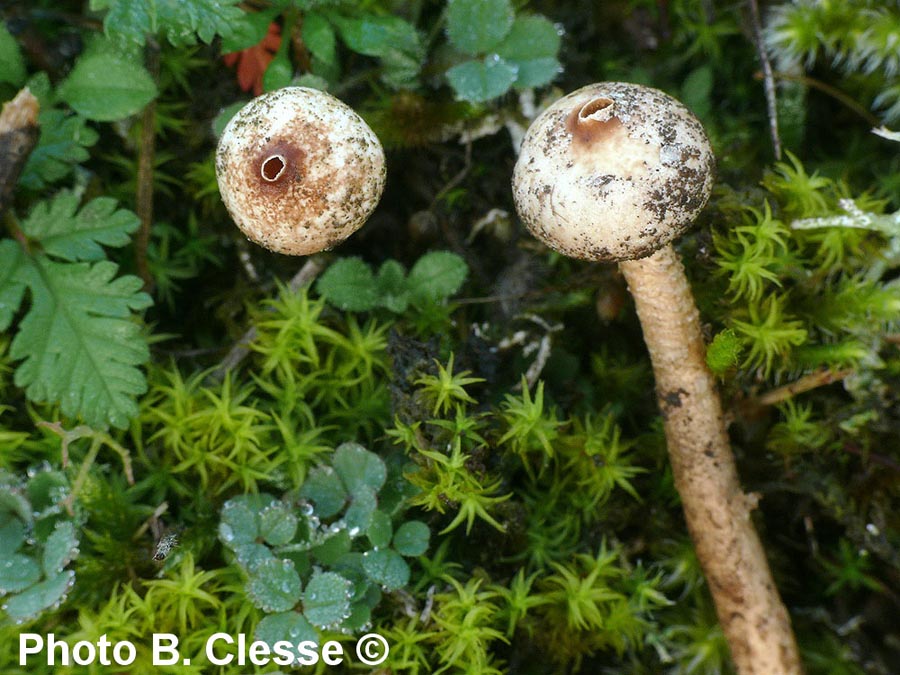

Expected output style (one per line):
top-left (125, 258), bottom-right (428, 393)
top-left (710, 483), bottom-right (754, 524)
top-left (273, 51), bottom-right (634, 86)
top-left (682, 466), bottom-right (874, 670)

top-left (303, 571), bottom-right (352, 628)
top-left (375, 260), bottom-right (409, 313)
top-left (361, 548), bottom-right (409, 590)
top-left (259, 502), bottom-right (298, 546)
top-left (333, 442), bottom-right (386, 495)
top-left (19, 111), bottom-right (99, 191)
top-left (300, 466), bottom-right (347, 519)
top-left (392, 520), bottom-right (430, 557)
top-left (91, 0), bottom-right (244, 47)
top-left (3, 569), bottom-right (74, 622)
top-left (344, 485), bottom-right (377, 534)
top-left (316, 258), bottom-right (379, 312)
top-left (246, 558), bottom-right (303, 612)
top-left (0, 554), bottom-right (42, 594)
top-left (255, 611), bottom-right (318, 656)
top-left (22, 192), bottom-right (140, 262)
top-left (408, 251), bottom-right (468, 304)
top-left (10, 256), bottom-right (152, 429)
top-left (57, 48), bottom-right (157, 122)
top-left (42, 521), bottom-right (78, 576)
top-left (332, 14), bottom-right (422, 89)
top-left (446, 0), bottom-right (514, 55)
top-left (496, 15), bottom-right (561, 61)
top-left (0, 240), bottom-right (26, 332)
top-left (220, 7), bottom-right (280, 53)
top-left (366, 509), bottom-right (392, 548)
top-left (303, 13), bottom-right (336, 65)
top-left (0, 22), bottom-right (26, 86)
top-left (447, 56), bottom-right (517, 103)
top-left (334, 15), bottom-right (421, 59)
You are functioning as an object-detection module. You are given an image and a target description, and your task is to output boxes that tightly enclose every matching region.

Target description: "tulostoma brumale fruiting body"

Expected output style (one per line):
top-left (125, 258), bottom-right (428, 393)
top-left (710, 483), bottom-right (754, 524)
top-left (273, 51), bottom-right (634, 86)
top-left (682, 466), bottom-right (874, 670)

top-left (216, 86), bottom-right (386, 256)
top-left (513, 81), bottom-right (715, 263)
top-left (512, 82), bottom-right (802, 675)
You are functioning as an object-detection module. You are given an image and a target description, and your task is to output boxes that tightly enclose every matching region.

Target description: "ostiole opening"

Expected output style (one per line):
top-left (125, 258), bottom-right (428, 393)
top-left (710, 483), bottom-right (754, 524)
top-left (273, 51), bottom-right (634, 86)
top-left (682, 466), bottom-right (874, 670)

top-left (261, 155), bottom-right (286, 182)
top-left (579, 97), bottom-right (615, 122)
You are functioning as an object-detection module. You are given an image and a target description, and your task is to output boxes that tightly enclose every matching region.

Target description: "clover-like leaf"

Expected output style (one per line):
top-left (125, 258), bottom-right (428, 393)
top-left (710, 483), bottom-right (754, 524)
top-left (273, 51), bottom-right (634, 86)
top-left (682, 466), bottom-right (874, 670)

top-left (42, 521), bottom-right (78, 576)
top-left (496, 15), bottom-right (561, 89)
top-left (233, 543), bottom-right (274, 572)
top-left (366, 510), bottom-right (393, 548)
top-left (25, 470), bottom-right (68, 516)
top-left (303, 571), bottom-right (353, 628)
top-left (393, 521), bottom-right (430, 557)
top-left (259, 502), bottom-right (298, 546)
top-left (341, 602), bottom-right (371, 632)
top-left (299, 466), bottom-right (347, 519)
top-left (375, 260), bottom-right (409, 313)
top-left (446, 0), bottom-right (514, 55)
top-left (0, 554), bottom-right (42, 594)
top-left (0, 484), bottom-right (31, 525)
top-left (0, 514), bottom-right (26, 555)
top-left (333, 442), bottom-right (386, 496)
top-left (407, 251), bottom-right (469, 304)
top-left (219, 496), bottom-right (262, 547)
top-left (447, 57), bottom-right (518, 103)
top-left (316, 258), bottom-right (379, 311)
top-left (344, 486), bottom-right (377, 535)
top-left (3, 570), bottom-right (75, 622)
top-left (310, 530), bottom-right (352, 566)
top-left (361, 548), bottom-right (410, 591)
top-left (246, 559), bottom-right (303, 613)
top-left (255, 611), bottom-right (318, 657)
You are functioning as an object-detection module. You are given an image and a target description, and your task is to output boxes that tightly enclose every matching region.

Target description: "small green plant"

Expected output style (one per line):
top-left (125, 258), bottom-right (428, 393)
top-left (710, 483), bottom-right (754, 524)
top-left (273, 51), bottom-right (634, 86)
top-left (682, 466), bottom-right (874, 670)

top-left (317, 251), bottom-right (468, 314)
top-left (0, 467), bottom-right (78, 624)
top-left (444, 0), bottom-right (562, 103)
top-left (0, 191), bottom-right (151, 429)
top-left (218, 442), bottom-right (430, 652)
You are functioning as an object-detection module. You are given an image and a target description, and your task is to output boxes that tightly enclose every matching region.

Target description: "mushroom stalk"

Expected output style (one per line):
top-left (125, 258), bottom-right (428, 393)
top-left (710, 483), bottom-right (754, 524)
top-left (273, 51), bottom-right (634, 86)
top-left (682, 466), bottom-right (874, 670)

top-left (619, 245), bottom-right (801, 675)
top-left (512, 81), bottom-right (803, 673)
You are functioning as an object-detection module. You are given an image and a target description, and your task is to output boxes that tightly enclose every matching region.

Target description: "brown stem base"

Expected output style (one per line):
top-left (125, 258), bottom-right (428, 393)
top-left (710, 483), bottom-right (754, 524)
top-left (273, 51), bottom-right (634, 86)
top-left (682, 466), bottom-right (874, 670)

top-left (619, 244), bottom-right (802, 675)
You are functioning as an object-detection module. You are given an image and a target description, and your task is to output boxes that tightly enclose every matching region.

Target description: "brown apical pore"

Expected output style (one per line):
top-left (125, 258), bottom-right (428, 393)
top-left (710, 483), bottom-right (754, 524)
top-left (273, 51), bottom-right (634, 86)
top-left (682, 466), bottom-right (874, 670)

top-left (216, 87), bottom-right (386, 256)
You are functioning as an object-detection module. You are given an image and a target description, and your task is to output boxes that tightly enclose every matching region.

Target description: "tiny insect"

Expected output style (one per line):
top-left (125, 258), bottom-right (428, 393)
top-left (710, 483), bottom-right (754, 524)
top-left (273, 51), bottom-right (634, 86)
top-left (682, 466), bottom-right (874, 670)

top-left (153, 532), bottom-right (179, 561)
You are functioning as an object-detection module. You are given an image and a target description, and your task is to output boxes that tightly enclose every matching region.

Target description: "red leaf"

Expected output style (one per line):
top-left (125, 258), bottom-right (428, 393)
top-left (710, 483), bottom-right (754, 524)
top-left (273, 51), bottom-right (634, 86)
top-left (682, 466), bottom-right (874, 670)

top-left (223, 22), bottom-right (282, 96)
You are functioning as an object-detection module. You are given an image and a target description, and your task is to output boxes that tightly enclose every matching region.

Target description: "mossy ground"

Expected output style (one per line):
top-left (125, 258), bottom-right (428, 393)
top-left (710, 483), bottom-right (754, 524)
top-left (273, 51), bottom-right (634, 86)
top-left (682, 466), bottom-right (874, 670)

top-left (1, 1), bottom-right (898, 673)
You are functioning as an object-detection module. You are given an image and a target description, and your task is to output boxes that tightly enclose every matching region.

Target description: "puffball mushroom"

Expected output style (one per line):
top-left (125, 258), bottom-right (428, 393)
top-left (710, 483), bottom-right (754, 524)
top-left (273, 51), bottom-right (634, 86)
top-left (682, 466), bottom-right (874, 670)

top-left (513, 82), bottom-right (802, 675)
top-left (216, 87), bottom-right (386, 256)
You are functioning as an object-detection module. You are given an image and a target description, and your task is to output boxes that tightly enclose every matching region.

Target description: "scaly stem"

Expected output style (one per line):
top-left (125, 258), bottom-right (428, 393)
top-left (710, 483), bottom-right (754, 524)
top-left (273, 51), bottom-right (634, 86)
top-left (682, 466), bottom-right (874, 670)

top-left (619, 244), bottom-right (802, 675)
